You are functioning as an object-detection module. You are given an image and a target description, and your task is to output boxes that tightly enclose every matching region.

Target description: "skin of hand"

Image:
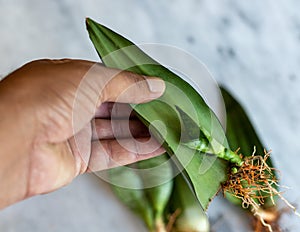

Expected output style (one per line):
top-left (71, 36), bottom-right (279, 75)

top-left (0, 59), bottom-right (166, 209)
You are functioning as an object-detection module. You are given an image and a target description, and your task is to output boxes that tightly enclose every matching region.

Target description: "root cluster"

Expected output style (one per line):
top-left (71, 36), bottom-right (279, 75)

top-left (222, 149), bottom-right (299, 232)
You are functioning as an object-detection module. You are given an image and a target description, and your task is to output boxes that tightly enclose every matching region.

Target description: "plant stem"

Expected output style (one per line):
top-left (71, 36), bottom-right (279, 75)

top-left (184, 138), bottom-right (243, 167)
top-left (177, 105), bottom-right (243, 167)
top-left (153, 218), bottom-right (167, 232)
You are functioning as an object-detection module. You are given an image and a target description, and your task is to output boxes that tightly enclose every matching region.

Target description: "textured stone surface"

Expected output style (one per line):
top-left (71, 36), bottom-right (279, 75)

top-left (0, 0), bottom-right (299, 231)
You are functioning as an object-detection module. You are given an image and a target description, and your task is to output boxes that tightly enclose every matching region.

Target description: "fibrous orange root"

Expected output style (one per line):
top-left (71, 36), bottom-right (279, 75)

top-left (222, 149), bottom-right (299, 232)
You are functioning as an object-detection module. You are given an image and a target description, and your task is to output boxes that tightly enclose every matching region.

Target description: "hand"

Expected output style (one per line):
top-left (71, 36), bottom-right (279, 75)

top-left (0, 59), bottom-right (165, 208)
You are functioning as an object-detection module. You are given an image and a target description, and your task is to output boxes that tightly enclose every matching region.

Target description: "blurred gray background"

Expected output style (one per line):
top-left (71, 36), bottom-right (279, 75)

top-left (0, 0), bottom-right (300, 231)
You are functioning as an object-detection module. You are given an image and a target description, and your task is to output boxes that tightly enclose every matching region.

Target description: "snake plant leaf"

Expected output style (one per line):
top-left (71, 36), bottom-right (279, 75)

top-left (86, 18), bottom-right (228, 210)
top-left (170, 174), bottom-right (210, 232)
top-left (109, 166), bottom-right (154, 229)
top-left (136, 154), bottom-right (173, 223)
top-left (109, 154), bottom-right (173, 231)
top-left (220, 86), bottom-right (277, 207)
top-left (175, 106), bottom-right (210, 153)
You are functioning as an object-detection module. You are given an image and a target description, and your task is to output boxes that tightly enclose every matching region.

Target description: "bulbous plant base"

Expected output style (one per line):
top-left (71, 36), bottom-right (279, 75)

top-left (251, 207), bottom-right (281, 232)
top-left (149, 218), bottom-right (167, 232)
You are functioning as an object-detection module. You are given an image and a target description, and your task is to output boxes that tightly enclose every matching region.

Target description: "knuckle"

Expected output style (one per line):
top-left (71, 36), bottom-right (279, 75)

top-left (124, 71), bottom-right (148, 91)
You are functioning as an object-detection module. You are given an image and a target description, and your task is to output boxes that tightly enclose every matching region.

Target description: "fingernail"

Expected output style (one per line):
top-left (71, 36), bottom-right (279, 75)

top-left (146, 77), bottom-right (165, 94)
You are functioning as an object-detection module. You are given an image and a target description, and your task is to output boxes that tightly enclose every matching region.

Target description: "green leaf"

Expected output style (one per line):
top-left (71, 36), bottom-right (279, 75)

top-left (86, 18), bottom-right (228, 210)
top-left (137, 154), bottom-right (173, 222)
top-left (109, 165), bottom-right (154, 229)
top-left (109, 154), bottom-right (173, 230)
top-left (220, 86), bottom-right (278, 206)
top-left (170, 174), bottom-right (210, 232)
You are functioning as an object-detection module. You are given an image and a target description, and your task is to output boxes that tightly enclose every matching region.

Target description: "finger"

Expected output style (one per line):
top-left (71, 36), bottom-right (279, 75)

top-left (92, 119), bottom-right (149, 140)
top-left (55, 62), bottom-right (164, 139)
top-left (100, 70), bottom-right (165, 104)
top-left (95, 102), bottom-right (135, 119)
top-left (87, 138), bottom-right (165, 171)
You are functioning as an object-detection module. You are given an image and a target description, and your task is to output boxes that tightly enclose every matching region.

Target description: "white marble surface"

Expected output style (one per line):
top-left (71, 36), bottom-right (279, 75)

top-left (1, 0), bottom-right (300, 231)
